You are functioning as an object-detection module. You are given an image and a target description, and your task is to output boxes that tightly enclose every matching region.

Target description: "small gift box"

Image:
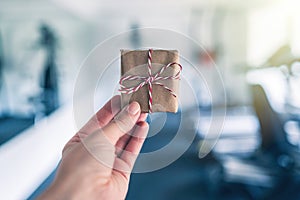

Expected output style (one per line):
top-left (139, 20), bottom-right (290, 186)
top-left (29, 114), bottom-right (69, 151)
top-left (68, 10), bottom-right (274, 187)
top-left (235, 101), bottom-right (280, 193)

top-left (119, 49), bottom-right (182, 113)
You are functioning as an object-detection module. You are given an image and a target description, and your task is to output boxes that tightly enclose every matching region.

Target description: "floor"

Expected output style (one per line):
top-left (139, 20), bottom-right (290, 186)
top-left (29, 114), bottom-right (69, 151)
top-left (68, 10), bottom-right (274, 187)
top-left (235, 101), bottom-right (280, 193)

top-left (0, 116), bottom-right (34, 145)
top-left (21, 110), bottom-right (300, 199)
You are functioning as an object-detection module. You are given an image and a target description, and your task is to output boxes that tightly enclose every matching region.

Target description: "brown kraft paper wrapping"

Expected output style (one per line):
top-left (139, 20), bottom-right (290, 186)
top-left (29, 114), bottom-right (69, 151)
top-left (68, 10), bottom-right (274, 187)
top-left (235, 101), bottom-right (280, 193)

top-left (120, 49), bottom-right (181, 113)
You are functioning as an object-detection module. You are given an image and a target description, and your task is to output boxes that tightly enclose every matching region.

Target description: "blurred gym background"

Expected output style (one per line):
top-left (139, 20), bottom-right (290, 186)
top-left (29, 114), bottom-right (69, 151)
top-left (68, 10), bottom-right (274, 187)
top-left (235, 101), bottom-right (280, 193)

top-left (0, 0), bottom-right (300, 199)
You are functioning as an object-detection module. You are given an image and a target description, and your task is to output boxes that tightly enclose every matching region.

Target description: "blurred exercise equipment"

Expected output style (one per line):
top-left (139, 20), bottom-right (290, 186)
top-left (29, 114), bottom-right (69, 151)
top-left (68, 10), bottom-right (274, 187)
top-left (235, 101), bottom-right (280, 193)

top-left (38, 24), bottom-right (59, 116)
top-left (0, 30), bottom-right (3, 90)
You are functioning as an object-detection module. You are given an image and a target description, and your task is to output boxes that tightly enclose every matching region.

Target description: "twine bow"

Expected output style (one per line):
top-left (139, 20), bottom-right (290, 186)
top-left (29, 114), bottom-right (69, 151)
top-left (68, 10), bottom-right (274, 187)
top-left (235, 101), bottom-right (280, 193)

top-left (119, 49), bottom-right (182, 113)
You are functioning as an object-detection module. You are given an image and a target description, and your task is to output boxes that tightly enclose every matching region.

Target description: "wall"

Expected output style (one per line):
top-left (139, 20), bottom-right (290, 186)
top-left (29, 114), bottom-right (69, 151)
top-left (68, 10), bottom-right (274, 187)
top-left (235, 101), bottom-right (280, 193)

top-left (0, 0), bottom-right (289, 115)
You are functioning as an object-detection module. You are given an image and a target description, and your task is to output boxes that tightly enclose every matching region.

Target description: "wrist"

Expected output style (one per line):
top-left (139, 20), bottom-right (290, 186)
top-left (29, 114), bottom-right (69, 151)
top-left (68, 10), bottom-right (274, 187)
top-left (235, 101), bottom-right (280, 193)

top-left (38, 175), bottom-right (103, 200)
top-left (37, 180), bottom-right (73, 200)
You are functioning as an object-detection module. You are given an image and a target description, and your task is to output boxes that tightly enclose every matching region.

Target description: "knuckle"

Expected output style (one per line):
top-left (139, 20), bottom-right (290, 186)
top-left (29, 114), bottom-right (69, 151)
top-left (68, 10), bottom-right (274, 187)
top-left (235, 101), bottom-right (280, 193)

top-left (113, 114), bottom-right (135, 133)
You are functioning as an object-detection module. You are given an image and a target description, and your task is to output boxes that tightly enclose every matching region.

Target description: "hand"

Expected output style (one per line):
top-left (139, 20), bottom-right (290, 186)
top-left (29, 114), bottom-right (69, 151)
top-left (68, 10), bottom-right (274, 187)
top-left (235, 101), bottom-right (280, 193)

top-left (38, 96), bottom-right (149, 200)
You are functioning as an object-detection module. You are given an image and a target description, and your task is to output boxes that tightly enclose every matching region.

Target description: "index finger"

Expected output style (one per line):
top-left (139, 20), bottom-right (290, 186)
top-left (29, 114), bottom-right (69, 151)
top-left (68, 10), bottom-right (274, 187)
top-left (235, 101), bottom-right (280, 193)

top-left (79, 95), bottom-right (121, 136)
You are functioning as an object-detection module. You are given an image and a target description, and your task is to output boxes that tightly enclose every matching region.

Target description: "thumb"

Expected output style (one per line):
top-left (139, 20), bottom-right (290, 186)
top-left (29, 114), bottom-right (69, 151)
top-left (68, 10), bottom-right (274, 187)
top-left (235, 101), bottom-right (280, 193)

top-left (79, 102), bottom-right (141, 170)
top-left (101, 101), bottom-right (141, 145)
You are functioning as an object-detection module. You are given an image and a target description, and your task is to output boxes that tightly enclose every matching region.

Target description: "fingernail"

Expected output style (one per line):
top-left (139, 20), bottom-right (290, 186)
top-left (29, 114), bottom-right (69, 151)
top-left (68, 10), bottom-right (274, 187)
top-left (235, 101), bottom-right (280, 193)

top-left (127, 102), bottom-right (140, 115)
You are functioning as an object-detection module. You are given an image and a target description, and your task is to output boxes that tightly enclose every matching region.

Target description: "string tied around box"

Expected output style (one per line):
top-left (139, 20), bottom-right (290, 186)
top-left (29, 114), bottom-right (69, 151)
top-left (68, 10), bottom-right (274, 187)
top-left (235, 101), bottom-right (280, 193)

top-left (119, 49), bottom-right (182, 113)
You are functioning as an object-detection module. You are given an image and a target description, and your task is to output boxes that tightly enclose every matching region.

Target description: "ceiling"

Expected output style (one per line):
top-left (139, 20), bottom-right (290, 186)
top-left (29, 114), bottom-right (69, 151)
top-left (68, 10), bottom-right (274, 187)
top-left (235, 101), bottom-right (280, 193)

top-left (0, 0), bottom-right (288, 22)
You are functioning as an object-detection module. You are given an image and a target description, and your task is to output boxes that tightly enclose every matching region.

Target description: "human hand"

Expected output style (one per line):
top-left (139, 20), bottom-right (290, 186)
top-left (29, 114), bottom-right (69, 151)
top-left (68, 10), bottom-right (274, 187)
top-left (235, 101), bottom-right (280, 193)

top-left (38, 95), bottom-right (148, 200)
